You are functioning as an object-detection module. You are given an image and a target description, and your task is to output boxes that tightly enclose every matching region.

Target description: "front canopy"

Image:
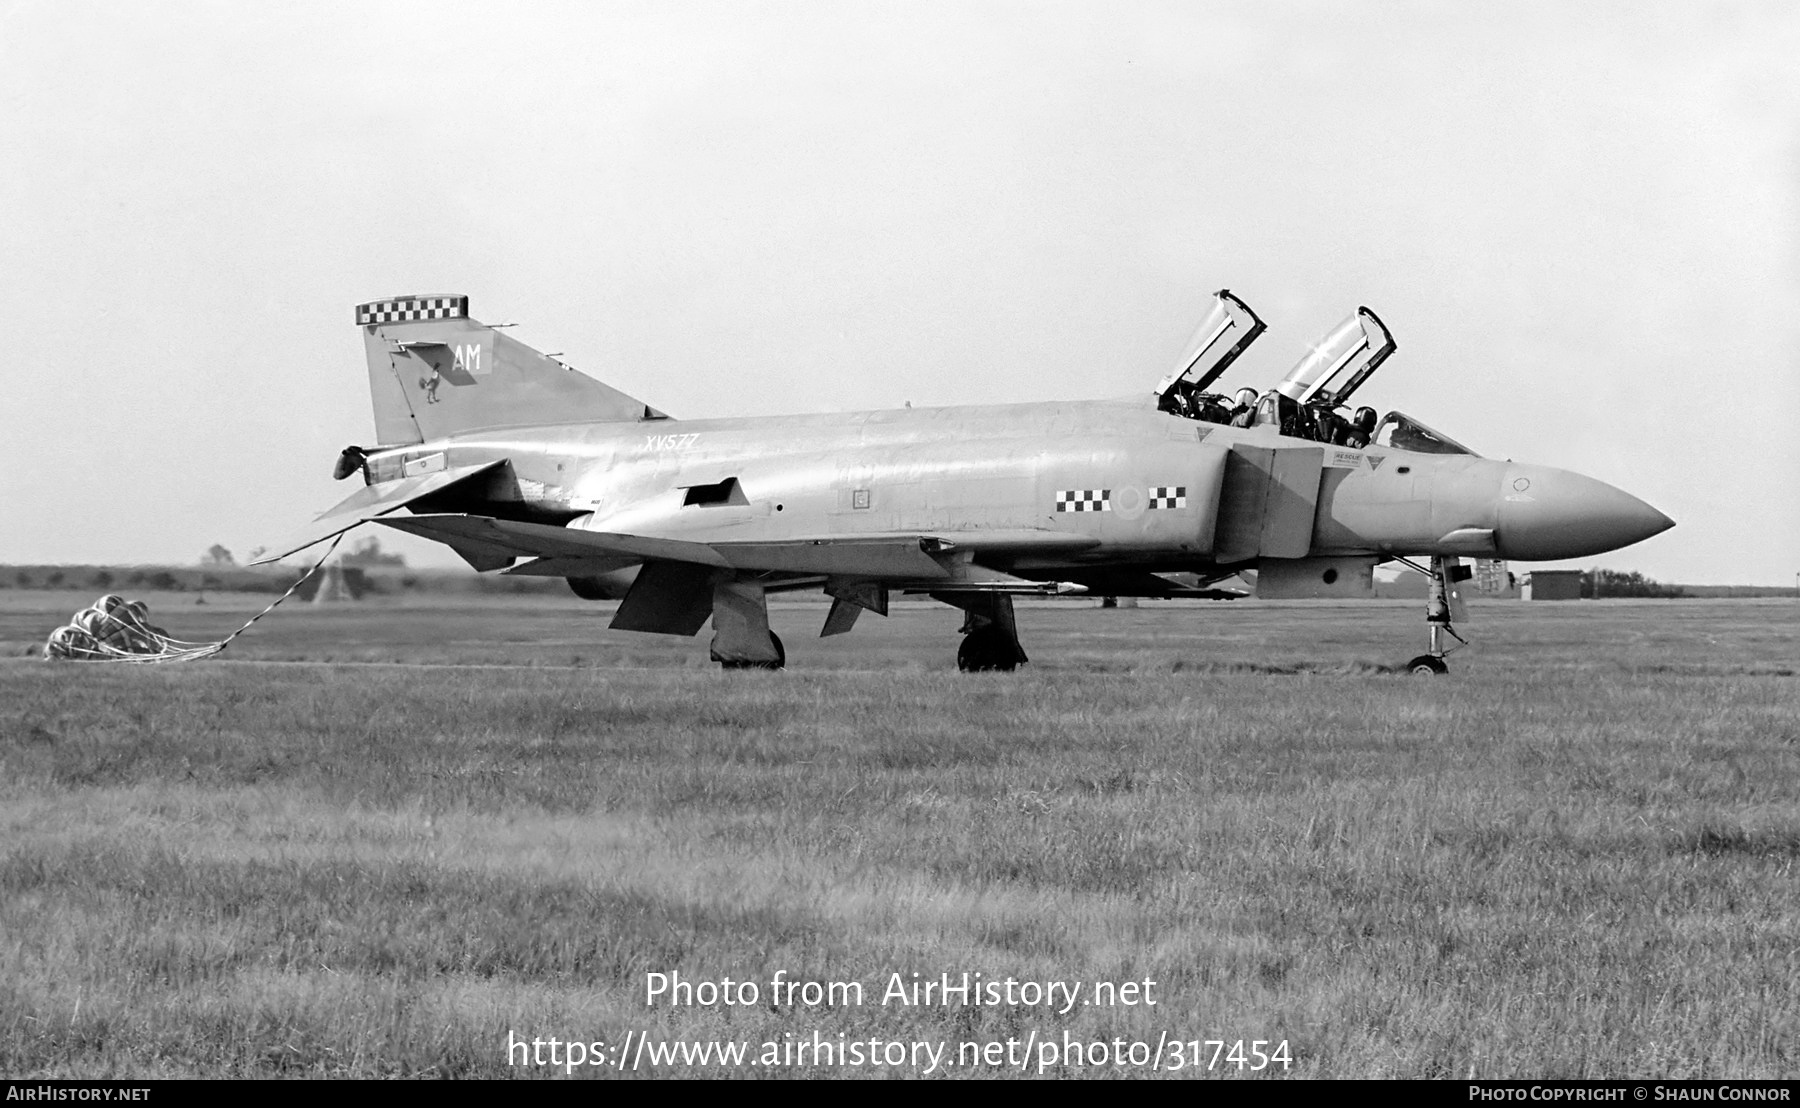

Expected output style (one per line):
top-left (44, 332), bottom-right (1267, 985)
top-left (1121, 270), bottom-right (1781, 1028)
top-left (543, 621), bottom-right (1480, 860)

top-left (1272, 307), bottom-right (1396, 407)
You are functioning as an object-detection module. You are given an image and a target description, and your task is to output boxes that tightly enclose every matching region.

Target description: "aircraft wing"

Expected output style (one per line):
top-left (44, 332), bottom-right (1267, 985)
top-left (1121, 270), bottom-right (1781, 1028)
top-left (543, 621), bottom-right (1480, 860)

top-left (376, 513), bottom-right (962, 578)
top-left (373, 514), bottom-right (1105, 582)
top-left (251, 462), bottom-right (507, 564)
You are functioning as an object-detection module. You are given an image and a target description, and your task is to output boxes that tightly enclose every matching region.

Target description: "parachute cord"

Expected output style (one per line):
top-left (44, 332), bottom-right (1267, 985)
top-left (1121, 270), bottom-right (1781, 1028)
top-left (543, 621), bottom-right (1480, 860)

top-left (199, 530), bottom-right (350, 659)
top-left (50, 531), bottom-right (349, 664)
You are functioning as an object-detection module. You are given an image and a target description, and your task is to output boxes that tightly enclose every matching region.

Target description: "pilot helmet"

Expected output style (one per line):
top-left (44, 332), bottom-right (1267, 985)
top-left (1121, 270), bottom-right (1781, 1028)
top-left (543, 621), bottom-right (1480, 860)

top-left (1354, 406), bottom-right (1377, 431)
top-left (1234, 387), bottom-right (1258, 407)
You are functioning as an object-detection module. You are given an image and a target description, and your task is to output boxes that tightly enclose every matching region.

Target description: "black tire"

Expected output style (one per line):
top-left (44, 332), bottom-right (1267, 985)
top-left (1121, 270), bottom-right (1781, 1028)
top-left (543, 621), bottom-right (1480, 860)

top-left (957, 628), bottom-right (1020, 673)
top-left (1405, 654), bottom-right (1448, 675)
top-left (718, 632), bottom-right (785, 671)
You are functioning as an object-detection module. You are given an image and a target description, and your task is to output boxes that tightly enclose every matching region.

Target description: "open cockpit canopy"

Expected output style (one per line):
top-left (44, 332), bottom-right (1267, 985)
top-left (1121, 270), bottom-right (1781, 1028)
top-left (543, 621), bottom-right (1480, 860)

top-left (1151, 295), bottom-right (1479, 456)
top-left (1272, 307), bottom-right (1396, 408)
top-left (1153, 289), bottom-right (1266, 407)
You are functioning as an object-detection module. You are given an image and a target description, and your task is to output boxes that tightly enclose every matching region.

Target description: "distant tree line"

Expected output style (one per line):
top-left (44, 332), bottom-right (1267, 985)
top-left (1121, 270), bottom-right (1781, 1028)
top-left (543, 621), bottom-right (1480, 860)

top-left (1581, 569), bottom-right (1684, 599)
top-left (3, 562), bottom-right (565, 597)
top-left (341, 536), bottom-right (407, 568)
top-left (5, 566), bottom-right (296, 594)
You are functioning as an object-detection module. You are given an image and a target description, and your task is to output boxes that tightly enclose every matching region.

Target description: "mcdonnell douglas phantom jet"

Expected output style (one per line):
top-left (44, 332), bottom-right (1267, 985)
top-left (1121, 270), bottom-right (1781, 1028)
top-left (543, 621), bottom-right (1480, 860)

top-left (256, 292), bottom-right (1673, 673)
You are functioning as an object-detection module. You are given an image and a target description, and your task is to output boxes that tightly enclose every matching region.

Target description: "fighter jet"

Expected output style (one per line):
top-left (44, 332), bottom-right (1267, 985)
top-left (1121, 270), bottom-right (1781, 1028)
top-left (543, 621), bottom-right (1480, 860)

top-left (254, 292), bottom-right (1673, 674)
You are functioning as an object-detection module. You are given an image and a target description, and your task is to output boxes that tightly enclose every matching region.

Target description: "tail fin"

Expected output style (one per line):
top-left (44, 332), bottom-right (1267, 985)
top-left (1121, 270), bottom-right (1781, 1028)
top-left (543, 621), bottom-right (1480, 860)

top-left (355, 295), bottom-right (668, 445)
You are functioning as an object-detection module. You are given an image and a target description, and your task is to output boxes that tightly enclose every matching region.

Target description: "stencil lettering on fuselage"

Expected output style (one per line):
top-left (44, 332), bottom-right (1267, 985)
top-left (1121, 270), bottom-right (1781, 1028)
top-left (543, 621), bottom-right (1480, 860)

top-left (1325, 451), bottom-right (1390, 472)
top-left (643, 432), bottom-right (701, 452)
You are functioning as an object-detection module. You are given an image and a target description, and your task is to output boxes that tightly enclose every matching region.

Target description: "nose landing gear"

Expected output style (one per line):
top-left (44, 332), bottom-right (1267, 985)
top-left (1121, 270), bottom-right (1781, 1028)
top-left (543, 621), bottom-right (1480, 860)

top-left (1406, 653), bottom-right (1450, 675)
top-left (1401, 555), bottom-right (1470, 676)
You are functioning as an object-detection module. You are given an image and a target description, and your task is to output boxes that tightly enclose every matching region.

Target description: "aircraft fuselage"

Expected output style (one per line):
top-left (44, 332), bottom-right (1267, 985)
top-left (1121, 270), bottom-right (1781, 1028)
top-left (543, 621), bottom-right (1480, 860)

top-left (255, 292), bottom-right (1676, 672)
top-left (362, 397), bottom-right (1668, 578)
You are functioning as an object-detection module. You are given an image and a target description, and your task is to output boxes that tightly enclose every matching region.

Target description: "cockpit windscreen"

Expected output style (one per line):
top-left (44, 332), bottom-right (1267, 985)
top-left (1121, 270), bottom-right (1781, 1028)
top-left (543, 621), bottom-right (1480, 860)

top-left (1371, 412), bottom-right (1480, 456)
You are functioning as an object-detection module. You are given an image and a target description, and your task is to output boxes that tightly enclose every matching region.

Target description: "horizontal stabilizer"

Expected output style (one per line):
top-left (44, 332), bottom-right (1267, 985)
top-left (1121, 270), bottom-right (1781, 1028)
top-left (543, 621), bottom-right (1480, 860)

top-left (252, 462), bottom-right (506, 564)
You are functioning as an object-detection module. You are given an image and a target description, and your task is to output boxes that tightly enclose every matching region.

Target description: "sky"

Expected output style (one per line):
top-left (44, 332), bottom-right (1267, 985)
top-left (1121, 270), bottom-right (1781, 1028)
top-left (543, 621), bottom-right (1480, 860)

top-left (3, 0), bottom-right (1796, 584)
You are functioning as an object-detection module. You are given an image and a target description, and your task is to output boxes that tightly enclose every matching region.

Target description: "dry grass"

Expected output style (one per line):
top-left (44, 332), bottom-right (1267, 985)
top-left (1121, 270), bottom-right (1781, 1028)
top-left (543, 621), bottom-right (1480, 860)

top-left (1, 592), bottom-right (1796, 1077)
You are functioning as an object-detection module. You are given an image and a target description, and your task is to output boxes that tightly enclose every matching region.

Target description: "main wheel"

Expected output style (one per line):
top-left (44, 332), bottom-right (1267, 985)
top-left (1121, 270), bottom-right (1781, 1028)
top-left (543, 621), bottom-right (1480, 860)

top-left (1405, 654), bottom-right (1448, 675)
top-left (957, 628), bottom-right (1019, 673)
top-left (718, 632), bottom-right (785, 670)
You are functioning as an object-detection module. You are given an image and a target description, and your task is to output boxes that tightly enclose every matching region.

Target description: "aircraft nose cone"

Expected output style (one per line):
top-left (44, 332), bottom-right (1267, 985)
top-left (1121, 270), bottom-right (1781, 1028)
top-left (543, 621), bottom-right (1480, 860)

top-left (1495, 465), bottom-right (1674, 561)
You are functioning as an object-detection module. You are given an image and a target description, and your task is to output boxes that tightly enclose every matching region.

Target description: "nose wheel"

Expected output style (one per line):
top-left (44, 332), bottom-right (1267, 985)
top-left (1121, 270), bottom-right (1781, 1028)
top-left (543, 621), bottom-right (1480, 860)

top-left (1405, 654), bottom-right (1449, 676)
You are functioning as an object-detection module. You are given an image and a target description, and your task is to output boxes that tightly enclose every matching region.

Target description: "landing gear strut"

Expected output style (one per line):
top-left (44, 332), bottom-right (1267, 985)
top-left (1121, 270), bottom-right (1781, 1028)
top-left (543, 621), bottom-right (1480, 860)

top-left (1402, 555), bottom-right (1469, 676)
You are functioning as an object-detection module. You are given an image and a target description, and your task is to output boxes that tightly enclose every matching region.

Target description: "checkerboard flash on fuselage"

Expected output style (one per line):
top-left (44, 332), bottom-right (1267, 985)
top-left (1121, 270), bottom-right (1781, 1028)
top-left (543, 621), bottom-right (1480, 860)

top-left (256, 292), bottom-right (1672, 673)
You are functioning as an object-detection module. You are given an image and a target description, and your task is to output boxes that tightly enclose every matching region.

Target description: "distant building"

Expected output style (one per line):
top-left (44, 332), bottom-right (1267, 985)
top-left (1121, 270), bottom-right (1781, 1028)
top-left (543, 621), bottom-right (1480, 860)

top-left (295, 564), bottom-right (369, 602)
top-left (1522, 569), bottom-right (1582, 601)
top-left (1472, 559), bottom-right (1512, 596)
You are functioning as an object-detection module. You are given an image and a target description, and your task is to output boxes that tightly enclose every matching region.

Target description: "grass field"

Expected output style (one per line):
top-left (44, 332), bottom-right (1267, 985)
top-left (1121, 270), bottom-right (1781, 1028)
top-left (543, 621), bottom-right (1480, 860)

top-left (2, 590), bottom-right (1797, 1078)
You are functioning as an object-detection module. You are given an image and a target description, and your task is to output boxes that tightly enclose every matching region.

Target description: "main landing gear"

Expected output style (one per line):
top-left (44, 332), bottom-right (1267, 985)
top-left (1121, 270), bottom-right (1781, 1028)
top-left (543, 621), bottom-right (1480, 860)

top-left (1402, 555), bottom-right (1470, 676)
top-left (715, 631), bottom-right (784, 671)
top-left (709, 579), bottom-right (786, 670)
top-left (938, 592), bottom-right (1030, 673)
top-left (957, 626), bottom-right (1023, 672)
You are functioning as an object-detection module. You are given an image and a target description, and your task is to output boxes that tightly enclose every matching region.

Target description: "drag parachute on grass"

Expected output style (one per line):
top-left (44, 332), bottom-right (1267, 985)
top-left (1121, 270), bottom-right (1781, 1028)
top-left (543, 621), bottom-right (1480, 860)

top-left (43, 595), bottom-right (213, 662)
top-left (41, 535), bottom-right (345, 664)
